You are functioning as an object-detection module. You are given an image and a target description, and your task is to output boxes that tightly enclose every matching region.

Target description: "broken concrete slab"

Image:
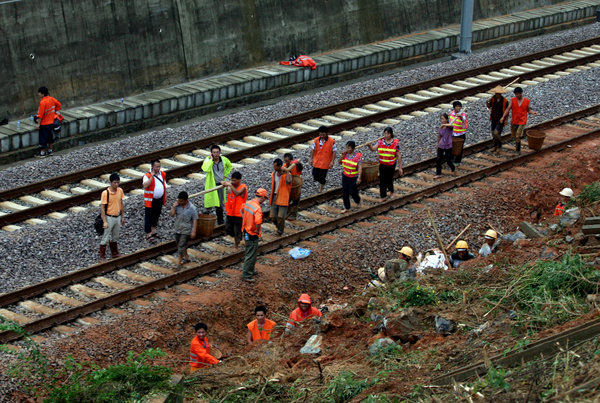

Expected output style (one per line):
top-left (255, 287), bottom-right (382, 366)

top-left (519, 222), bottom-right (544, 239)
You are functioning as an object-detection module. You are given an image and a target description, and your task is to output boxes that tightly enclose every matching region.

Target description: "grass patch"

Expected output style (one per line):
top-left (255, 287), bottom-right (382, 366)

top-left (487, 253), bottom-right (599, 333)
top-left (570, 182), bottom-right (600, 208)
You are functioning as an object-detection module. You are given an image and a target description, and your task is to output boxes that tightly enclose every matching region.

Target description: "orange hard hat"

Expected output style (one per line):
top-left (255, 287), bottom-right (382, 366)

top-left (255, 188), bottom-right (268, 197)
top-left (297, 294), bottom-right (312, 305)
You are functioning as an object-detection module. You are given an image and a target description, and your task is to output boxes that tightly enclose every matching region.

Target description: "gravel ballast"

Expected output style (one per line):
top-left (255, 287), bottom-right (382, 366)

top-left (0, 23), bottom-right (599, 189)
top-left (0, 62), bottom-right (598, 294)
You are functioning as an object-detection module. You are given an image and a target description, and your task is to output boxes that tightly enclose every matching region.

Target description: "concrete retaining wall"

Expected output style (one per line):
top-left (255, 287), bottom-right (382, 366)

top-left (0, 0), bottom-right (583, 119)
top-left (0, 0), bottom-right (598, 161)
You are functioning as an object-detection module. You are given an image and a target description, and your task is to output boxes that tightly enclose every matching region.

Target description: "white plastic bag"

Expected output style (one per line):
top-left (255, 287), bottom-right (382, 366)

top-left (289, 247), bottom-right (311, 259)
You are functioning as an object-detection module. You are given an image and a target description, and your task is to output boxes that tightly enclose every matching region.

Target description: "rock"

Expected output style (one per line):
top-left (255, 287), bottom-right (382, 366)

top-left (565, 235), bottom-right (574, 243)
top-left (469, 321), bottom-right (490, 336)
top-left (508, 310), bottom-right (518, 320)
top-left (300, 334), bottom-right (323, 355)
top-left (574, 232), bottom-right (585, 242)
top-left (520, 222), bottom-right (544, 239)
top-left (539, 247), bottom-right (557, 260)
top-left (501, 231), bottom-right (527, 242)
top-left (435, 315), bottom-right (455, 335)
top-left (514, 239), bottom-right (531, 248)
top-left (549, 224), bottom-right (560, 232)
top-left (560, 207), bottom-right (581, 227)
top-left (384, 308), bottom-right (423, 343)
top-left (369, 337), bottom-right (396, 356)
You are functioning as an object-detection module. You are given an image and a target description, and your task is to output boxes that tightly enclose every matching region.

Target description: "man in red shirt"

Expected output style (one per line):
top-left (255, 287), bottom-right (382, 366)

top-left (36, 86), bottom-right (61, 157)
top-left (500, 87), bottom-right (537, 154)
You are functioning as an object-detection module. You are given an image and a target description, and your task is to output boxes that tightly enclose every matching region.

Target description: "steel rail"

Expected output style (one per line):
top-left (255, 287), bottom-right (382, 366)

top-left (433, 318), bottom-right (600, 385)
top-left (0, 120), bottom-right (598, 343)
top-left (0, 105), bottom-right (598, 309)
top-left (1, 48), bottom-right (599, 227)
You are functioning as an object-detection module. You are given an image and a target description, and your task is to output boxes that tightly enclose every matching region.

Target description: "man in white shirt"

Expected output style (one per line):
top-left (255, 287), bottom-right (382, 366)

top-left (143, 160), bottom-right (167, 241)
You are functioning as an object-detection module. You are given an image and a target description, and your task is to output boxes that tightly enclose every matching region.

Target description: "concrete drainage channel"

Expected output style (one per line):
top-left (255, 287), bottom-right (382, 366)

top-left (1, 39), bottom-right (599, 231)
top-left (0, 1), bottom-right (598, 162)
top-left (0, 106), bottom-right (598, 344)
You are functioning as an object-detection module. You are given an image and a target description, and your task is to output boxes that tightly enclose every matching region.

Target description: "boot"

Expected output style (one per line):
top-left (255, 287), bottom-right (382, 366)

top-left (516, 141), bottom-right (521, 154)
top-left (109, 242), bottom-right (120, 259)
top-left (99, 245), bottom-right (107, 262)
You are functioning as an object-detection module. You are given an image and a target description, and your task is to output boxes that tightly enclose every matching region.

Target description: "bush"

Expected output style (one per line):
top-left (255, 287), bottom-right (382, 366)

top-left (320, 371), bottom-right (375, 403)
top-left (45, 349), bottom-right (173, 403)
top-left (571, 182), bottom-right (600, 207)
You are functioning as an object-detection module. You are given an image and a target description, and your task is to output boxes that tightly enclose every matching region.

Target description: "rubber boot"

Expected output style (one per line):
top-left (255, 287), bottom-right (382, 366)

top-left (99, 245), bottom-right (107, 262)
top-left (516, 141), bottom-right (521, 154)
top-left (109, 242), bottom-right (120, 259)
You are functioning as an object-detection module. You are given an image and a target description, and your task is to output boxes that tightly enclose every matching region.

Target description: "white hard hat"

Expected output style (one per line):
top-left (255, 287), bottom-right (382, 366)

top-left (377, 267), bottom-right (387, 282)
top-left (559, 188), bottom-right (574, 198)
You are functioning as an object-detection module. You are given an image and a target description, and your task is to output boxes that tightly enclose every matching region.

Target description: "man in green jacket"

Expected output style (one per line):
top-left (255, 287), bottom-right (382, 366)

top-left (201, 145), bottom-right (233, 225)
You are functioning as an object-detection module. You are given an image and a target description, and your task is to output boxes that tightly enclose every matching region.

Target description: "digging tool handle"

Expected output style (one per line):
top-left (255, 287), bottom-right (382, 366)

top-left (356, 136), bottom-right (385, 150)
top-left (189, 185), bottom-right (225, 199)
top-left (488, 223), bottom-right (503, 236)
top-left (503, 77), bottom-right (520, 89)
top-left (427, 209), bottom-right (451, 266)
top-left (445, 224), bottom-right (471, 251)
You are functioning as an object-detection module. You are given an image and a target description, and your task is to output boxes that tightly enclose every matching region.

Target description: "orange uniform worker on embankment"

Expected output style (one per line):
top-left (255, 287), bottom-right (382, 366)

top-left (247, 305), bottom-right (276, 344)
top-left (36, 86), bottom-right (61, 156)
top-left (190, 323), bottom-right (220, 371)
top-left (286, 294), bottom-right (323, 329)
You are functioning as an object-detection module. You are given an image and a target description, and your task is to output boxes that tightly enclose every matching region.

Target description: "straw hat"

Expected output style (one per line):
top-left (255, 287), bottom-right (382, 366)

top-left (489, 85), bottom-right (507, 94)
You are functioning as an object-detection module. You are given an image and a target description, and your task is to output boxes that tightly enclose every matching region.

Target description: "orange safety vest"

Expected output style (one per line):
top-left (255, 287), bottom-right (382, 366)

top-left (312, 137), bottom-right (335, 170)
top-left (450, 111), bottom-right (467, 135)
top-left (553, 203), bottom-right (565, 216)
top-left (285, 159), bottom-right (302, 175)
top-left (225, 183), bottom-right (247, 217)
top-left (341, 152), bottom-right (362, 177)
top-left (241, 199), bottom-right (263, 236)
top-left (377, 139), bottom-right (399, 166)
top-left (190, 336), bottom-right (219, 369)
top-left (247, 319), bottom-right (276, 342)
top-left (37, 96), bottom-right (61, 126)
top-left (511, 97), bottom-right (530, 125)
top-left (269, 172), bottom-right (292, 206)
top-left (143, 171), bottom-right (167, 207)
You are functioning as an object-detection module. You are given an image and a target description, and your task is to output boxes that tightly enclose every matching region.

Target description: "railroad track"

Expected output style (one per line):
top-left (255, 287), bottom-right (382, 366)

top-left (433, 318), bottom-right (600, 385)
top-left (1, 38), bottom-right (599, 230)
top-left (0, 105), bottom-right (598, 343)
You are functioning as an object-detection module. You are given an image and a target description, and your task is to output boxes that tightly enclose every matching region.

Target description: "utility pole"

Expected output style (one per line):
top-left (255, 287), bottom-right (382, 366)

top-left (459, 0), bottom-right (474, 53)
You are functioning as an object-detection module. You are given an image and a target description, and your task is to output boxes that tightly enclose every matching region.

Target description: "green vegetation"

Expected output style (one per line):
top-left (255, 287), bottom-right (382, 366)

top-left (570, 181), bottom-right (600, 207)
top-left (321, 371), bottom-right (376, 402)
top-left (472, 365), bottom-right (511, 393)
top-left (487, 253), bottom-right (599, 333)
top-left (0, 318), bottom-right (173, 402)
top-left (373, 281), bottom-right (462, 310)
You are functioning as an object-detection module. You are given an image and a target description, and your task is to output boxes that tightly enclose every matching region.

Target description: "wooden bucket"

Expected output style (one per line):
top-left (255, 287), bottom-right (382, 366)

top-left (361, 161), bottom-right (379, 183)
top-left (290, 175), bottom-right (303, 200)
top-left (526, 129), bottom-right (546, 151)
top-left (196, 214), bottom-right (216, 238)
top-left (451, 137), bottom-right (465, 156)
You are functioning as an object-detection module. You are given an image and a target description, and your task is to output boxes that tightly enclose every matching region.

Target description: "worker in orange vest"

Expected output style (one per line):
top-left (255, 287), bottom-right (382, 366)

top-left (340, 140), bottom-right (362, 212)
top-left (189, 322), bottom-right (220, 371)
top-left (279, 55), bottom-right (317, 70)
top-left (247, 305), bottom-right (277, 344)
top-left (283, 153), bottom-right (303, 220)
top-left (554, 187), bottom-right (574, 216)
top-left (241, 188), bottom-right (268, 281)
top-left (270, 159), bottom-right (293, 235)
top-left (223, 172), bottom-right (247, 248)
top-left (286, 294), bottom-right (323, 329)
top-left (500, 87), bottom-right (538, 154)
top-left (36, 86), bottom-right (61, 157)
top-left (449, 101), bottom-right (468, 164)
top-left (368, 127), bottom-right (402, 201)
top-left (143, 159), bottom-right (167, 241)
top-left (309, 126), bottom-right (337, 193)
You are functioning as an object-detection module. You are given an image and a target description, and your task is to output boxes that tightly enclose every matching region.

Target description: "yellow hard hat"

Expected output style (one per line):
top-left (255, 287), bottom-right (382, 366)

top-left (398, 246), bottom-right (414, 259)
top-left (456, 240), bottom-right (469, 250)
top-left (484, 230), bottom-right (498, 239)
